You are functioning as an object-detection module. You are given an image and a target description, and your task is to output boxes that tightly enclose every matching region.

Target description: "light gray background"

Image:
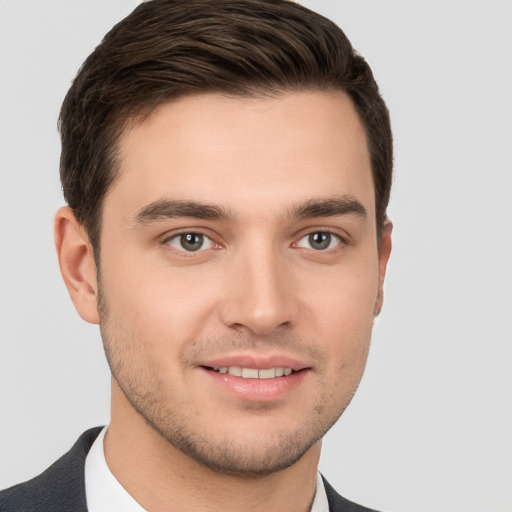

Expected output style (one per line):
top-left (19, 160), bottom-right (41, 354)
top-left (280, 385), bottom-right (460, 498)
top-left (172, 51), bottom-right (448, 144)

top-left (1, 1), bottom-right (511, 511)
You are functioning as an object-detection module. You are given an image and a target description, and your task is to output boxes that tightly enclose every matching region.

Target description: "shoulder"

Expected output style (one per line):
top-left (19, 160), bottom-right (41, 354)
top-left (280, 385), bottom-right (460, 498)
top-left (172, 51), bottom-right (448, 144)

top-left (322, 475), bottom-right (383, 512)
top-left (0, 427), bottom-right (103, 512)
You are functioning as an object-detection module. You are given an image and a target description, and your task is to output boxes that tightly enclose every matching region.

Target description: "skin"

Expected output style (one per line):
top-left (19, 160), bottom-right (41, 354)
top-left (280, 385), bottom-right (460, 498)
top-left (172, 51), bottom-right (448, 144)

top-left (55, 91), bottom-right (392, 512)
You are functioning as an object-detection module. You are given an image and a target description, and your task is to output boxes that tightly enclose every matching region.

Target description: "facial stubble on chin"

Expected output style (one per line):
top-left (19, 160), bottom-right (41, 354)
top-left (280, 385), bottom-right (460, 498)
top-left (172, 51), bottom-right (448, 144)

top-left (96, 285), bottom-right (371, 476)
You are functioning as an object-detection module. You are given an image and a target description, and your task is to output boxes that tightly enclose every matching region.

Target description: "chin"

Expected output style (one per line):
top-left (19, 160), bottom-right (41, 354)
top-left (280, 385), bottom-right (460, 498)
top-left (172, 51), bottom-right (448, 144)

top-left (126, 390), bottom-right (342, 476)
top-left (156, 422), bottom-right (324, 476)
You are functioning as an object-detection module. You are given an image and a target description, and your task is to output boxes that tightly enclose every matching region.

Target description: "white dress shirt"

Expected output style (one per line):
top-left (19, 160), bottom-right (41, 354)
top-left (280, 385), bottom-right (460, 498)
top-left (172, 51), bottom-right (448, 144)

top-left (85, 426), bottom-right (329, 512)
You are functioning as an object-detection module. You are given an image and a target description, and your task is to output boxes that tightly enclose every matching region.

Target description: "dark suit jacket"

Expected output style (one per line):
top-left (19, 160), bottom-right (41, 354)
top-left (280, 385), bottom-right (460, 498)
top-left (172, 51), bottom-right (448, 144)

top-left (0, 427), bottom-right (380, 511)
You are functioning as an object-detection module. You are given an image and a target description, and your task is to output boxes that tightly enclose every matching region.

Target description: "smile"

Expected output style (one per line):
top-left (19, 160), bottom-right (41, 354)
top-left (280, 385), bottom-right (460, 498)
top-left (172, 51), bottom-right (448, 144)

top-left (200, 361), bottom-right (309, 401)
top-left (209, 366), bottom-right (294, 379)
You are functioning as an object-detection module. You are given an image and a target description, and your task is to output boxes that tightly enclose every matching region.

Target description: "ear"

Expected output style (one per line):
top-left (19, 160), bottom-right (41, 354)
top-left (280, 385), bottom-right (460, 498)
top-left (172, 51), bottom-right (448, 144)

top-left (54, 206), bottom-right (100, 324)
top-left (374, 220), bottom-right (393, 316)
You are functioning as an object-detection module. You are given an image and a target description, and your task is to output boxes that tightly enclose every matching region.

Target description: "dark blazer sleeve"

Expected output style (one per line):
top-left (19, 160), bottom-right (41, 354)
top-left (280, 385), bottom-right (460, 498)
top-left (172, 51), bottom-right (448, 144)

top-left (322, 475), bottom-right (382, 512)
top-left (0, 427), bottom-right (103, 512)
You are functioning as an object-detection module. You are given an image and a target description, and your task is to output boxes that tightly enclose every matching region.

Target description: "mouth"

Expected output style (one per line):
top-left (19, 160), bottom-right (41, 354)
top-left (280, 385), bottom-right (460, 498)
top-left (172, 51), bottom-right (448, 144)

top-left (202, 365), bottom-right (296, 379)
top-left (198, 355), bottom-right (311, 401)
top-left (198, 359), bottom-right (310, 402)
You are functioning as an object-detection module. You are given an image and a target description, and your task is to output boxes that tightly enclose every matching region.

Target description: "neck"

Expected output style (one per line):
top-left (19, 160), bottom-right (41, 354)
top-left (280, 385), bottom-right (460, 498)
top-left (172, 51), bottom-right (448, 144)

top-left (105, 381), bottom-right (321, 512)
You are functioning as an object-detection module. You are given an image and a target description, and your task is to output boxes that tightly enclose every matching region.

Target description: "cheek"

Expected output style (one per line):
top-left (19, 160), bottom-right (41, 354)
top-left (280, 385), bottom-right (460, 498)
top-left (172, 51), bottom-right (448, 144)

top-left (303, 261), bottom-right (378, 374)
top-left (99, 256), bottom-right (221, 350)
top-left (307, 261), bottom-right (379, 328)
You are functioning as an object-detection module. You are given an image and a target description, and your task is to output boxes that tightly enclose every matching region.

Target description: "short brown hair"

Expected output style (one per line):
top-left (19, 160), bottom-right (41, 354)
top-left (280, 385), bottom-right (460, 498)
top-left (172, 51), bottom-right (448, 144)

top-left (59, 0), bottom-right (392, 253)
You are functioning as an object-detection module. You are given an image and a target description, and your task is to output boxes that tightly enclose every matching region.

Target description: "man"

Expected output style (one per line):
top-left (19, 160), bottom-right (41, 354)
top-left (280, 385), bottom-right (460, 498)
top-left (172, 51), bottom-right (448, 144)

top-left (0, 0), bottom-right (392, 510)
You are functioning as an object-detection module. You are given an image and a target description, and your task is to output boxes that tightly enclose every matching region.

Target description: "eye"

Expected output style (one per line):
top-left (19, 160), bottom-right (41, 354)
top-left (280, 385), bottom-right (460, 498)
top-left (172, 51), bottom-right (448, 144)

top-left (296, 231), bottom-right (342, 251)
top-left (166, 233), bottom-right (215, 252)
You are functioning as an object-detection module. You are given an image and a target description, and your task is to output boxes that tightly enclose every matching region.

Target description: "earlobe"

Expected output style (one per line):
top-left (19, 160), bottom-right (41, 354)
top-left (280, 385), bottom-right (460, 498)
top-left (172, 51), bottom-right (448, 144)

top-left (374, 220), bottom-right (393, 316)
top-left (54, 206), bottom-right (100, 324)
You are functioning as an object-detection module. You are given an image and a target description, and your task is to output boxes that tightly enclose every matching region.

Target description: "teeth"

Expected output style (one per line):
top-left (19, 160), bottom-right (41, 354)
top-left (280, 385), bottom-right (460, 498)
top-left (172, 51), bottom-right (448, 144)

top-left (212, 366), bottom-right (294, 379)
top-left (241, 368), bottom-right (259, 378)
top-left (228, 366), bottom-right (242, 377)
top-left (258, 368), bottom-right (276, 379)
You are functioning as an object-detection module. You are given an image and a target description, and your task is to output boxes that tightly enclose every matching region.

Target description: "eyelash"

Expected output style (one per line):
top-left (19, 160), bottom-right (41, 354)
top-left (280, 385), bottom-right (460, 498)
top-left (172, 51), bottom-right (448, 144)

top-left (163, 231), bottom-right (218, 253)
top-left (162, 229), bottom-right (346, 254)
top-left (294, 231), bottom-right (344, 251)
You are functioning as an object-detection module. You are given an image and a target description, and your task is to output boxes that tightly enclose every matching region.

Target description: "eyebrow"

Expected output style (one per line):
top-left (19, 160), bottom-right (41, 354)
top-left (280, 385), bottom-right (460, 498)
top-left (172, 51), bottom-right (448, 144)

top-left (134, 195), bottom-right (367, 226)
top-left (290, 196), bottom-right (367, 221)
top-left (134, 199), bottom-right (237, 225)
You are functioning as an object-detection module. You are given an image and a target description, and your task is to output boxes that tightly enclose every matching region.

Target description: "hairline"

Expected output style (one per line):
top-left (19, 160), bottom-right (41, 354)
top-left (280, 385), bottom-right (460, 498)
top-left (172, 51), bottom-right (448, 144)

top-left (90, 85), bottom-right (385, 263)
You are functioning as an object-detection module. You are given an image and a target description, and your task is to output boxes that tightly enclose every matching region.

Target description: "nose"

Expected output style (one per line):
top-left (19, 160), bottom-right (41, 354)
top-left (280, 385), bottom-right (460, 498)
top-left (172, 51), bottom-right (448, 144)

top-left (219, 244), bottom-right (298, 336)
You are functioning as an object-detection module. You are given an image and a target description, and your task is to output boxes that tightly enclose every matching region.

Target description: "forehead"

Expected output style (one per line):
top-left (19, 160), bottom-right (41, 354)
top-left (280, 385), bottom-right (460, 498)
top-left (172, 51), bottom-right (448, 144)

top-left (108, 91), bottom-right (375, 222)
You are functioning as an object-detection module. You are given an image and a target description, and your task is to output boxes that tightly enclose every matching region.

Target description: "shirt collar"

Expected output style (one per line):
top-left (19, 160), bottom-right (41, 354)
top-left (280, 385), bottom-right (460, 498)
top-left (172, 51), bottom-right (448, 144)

top-left (85, 426), bottom-right (146, 512)
top-left (85, 426), bottom-right (329, 512)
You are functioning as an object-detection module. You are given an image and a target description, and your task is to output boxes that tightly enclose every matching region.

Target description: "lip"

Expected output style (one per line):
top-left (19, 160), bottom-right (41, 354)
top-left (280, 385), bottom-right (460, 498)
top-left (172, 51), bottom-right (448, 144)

top-left (199, 353), bottom-right (310, 372)
top-left (198, 353), bottom-right (312, 402)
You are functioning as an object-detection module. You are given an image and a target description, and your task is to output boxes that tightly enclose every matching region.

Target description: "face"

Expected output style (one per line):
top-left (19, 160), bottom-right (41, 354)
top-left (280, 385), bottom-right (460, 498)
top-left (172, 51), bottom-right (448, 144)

top-left (95, 91), bottom-right (391, 475)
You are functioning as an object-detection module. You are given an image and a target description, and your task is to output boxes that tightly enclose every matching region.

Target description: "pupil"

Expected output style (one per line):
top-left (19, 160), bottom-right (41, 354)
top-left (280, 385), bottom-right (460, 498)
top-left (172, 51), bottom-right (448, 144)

top-left (309, 232), bottom-right (330, 250)
top-left (181, 233), bottom-right (203, 251)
